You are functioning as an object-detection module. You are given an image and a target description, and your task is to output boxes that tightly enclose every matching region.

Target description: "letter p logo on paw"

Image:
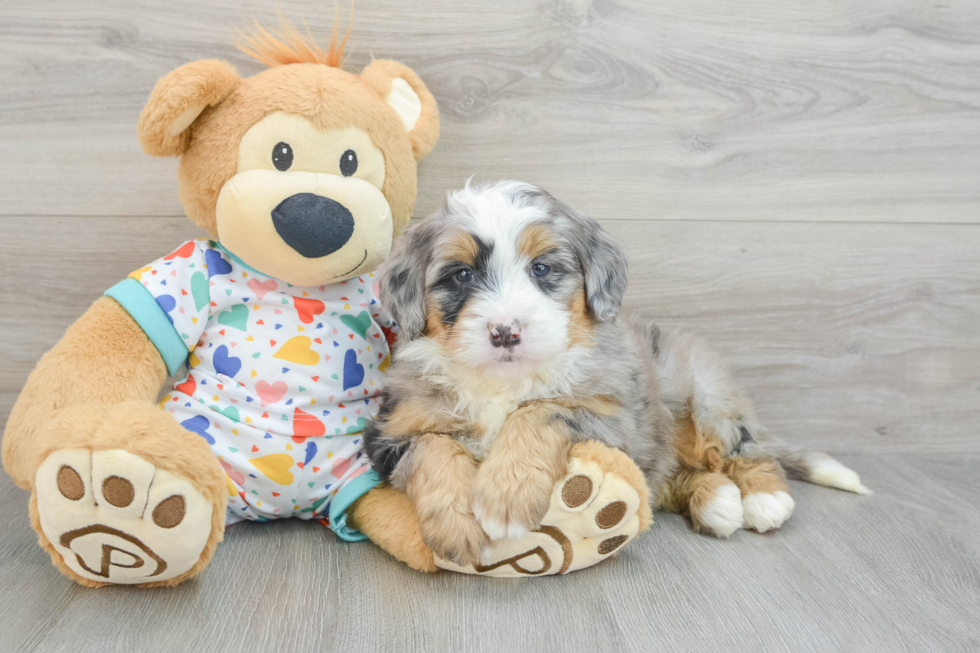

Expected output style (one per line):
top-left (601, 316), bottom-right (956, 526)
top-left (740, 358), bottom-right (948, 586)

top-left (59, 525), bottom-right (169, 580)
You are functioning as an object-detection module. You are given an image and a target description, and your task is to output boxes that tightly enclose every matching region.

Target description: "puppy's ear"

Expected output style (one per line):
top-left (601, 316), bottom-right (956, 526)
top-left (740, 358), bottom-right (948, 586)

top-left (138, 60), bottom-right (241, 157)
top-left (557, 201), bottom-right (629, 322)
top-left (360, 60), bottom-right (440, 161)
top-left (378, 220), bottom-right (437, 342)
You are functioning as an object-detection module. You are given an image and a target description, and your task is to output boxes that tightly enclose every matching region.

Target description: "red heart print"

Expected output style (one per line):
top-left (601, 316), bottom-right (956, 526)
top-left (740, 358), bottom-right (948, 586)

top-left (164, 242), bottom-right (196, 260)
top-left (294, 297), bottom-right (326, 324)
top-left (175, 375), bottom-right (196, 396)
top-left (293, 407), bottom-right (325, 437)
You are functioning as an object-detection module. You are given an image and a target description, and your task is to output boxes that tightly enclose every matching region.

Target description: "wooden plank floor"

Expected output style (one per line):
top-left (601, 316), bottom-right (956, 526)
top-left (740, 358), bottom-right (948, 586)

top-left (1, 0), bottom-right (979, 651)
top-left (0, 454), bottom-right (977, 652)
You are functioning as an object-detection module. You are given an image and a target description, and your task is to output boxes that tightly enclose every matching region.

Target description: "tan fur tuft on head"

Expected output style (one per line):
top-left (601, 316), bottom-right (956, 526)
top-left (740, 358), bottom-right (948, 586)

top-left (237, 9), bottom-right (352, 68)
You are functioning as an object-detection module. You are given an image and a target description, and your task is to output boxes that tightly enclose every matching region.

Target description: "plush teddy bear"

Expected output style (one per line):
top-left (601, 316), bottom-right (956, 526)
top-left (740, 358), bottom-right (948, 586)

top-left (1, 19), bottom-right (650, 585)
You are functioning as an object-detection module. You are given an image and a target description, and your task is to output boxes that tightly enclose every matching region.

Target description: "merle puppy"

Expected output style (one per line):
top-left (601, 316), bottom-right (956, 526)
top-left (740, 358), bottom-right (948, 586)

top-left (363, 180), bottom-right (867, 565)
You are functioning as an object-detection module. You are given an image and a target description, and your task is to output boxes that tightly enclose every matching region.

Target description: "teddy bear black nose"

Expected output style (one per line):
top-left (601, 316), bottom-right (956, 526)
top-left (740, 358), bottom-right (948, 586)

top-left (271, 193), bottom-right (355, 258)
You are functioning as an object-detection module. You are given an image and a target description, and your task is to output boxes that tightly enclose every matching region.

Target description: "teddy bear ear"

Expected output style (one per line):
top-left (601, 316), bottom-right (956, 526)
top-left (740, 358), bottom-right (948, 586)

top-left (360, 60), bottom-right (440, 161)
top-left (137, 60), bottom-right (242, 157)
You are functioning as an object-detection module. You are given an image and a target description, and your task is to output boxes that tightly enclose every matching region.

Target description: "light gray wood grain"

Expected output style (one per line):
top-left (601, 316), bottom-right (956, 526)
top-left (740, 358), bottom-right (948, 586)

top-left (1, 0), bottom-right (979, 221)
top-left (2, 216), bottom-right (977, 454)
top-left (0, 454), bottom-right (977, 653)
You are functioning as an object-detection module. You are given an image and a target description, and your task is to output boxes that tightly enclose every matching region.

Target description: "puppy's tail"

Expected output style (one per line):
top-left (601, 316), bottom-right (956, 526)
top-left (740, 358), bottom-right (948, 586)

top-left (772, 447), bottom-right (871, 495)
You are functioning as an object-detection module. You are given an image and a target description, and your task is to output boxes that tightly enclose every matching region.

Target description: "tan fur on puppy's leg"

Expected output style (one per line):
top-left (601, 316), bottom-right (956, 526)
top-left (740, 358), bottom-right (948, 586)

top-left (723, 456), bottom-right (795, 533)
top-left (722, 456), bottom-right (789, 495)
top-left (471, 402), bottom-right (572, 540)
top-left (348, 486), bottom-right (436, 573)
top-left (660, 470), bottom-right (743, 538)
top-left (406, 434), bottom-right (487, 566)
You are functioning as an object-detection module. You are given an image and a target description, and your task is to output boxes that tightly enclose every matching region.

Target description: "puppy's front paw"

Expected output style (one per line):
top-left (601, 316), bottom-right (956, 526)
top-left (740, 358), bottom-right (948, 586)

top-left (437, 441), bottom-right (650, 576)
top-left (417, 506), bottom-right (488, 567)
top-left (471, 457), bottom-right (554, 541)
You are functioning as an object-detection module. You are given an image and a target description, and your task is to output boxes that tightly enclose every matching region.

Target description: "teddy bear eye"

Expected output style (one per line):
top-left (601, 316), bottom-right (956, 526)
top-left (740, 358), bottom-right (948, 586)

top-left (272, 142), bottom-right (293, 171)
top-left (340, 149), bottom-right (358, 177)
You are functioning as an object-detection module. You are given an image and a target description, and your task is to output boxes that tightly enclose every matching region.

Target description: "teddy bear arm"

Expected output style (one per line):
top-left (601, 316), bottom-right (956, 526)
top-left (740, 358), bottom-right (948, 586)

top-left (2, 296), bottom-right (169, 488)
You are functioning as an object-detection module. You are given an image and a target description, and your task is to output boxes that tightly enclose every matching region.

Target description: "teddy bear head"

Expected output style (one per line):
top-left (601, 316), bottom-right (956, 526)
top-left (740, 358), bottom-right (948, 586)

top-left (137, 21), bottom-right (439, 286)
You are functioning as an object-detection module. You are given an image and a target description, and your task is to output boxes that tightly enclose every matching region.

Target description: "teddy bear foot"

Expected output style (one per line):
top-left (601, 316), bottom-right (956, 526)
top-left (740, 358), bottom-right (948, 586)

top-left (436, 441), bottom-right (652, 577)
top-left (33, 448), bottom-right (215, 586)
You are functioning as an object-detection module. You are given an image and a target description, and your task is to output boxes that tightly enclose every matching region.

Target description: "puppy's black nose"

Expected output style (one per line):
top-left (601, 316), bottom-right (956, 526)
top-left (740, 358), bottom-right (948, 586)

top-left (271, 193), bottom-right (354, 258)
top-left (489, 322), bottom-right (522, 348)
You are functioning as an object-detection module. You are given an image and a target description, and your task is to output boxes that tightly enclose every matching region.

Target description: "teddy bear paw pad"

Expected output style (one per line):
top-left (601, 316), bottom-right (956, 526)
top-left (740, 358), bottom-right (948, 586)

top-left (436, 456), bottom-right (642, 577)
top-left (35, 448), bottom-right (213, 584)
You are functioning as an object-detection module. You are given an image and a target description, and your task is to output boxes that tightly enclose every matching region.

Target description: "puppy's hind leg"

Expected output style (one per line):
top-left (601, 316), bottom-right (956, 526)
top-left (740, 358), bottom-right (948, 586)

top-left (652, 328), bottom-right (757, 456)
top-left (655, 328), bottom-right (869, 496)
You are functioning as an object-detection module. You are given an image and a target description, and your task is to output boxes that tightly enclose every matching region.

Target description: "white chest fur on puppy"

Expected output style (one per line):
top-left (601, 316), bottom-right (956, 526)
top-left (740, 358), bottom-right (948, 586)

top-left (395, 336), bottom-right (594, 460)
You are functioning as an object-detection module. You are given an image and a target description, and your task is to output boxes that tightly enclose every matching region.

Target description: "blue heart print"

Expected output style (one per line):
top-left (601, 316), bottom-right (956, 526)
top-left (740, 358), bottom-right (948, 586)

top-left (180, 415), bottom-right (214, 444)
top-left (155, 295), bottom-right (176, 324)
top-left (343, 349), bottom-right (364, 390)
top-left (304, 441), bottom-right (318, 466)
top-left (205, 248), bottom-right (232, 278)
top-left (212, 344), bottom-right (241, 378)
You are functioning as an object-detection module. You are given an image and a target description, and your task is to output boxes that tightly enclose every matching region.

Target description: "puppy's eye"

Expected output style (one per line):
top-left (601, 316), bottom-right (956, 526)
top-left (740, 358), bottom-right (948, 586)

top-left (454, 268), bottom-right (474, 283)
top-left (272, 142), bottom-right (293, 171)
top-left (340, 149), bottom-right (358, 177)
top-left (530, 263), bottom-right (551, 278)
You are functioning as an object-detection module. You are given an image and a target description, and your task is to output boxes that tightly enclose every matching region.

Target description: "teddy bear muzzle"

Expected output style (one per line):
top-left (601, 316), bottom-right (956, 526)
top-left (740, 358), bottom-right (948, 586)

top-left (214, 169), bottom-right (393, 287)
top-left (271, 192), bottom-right (355, 258)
